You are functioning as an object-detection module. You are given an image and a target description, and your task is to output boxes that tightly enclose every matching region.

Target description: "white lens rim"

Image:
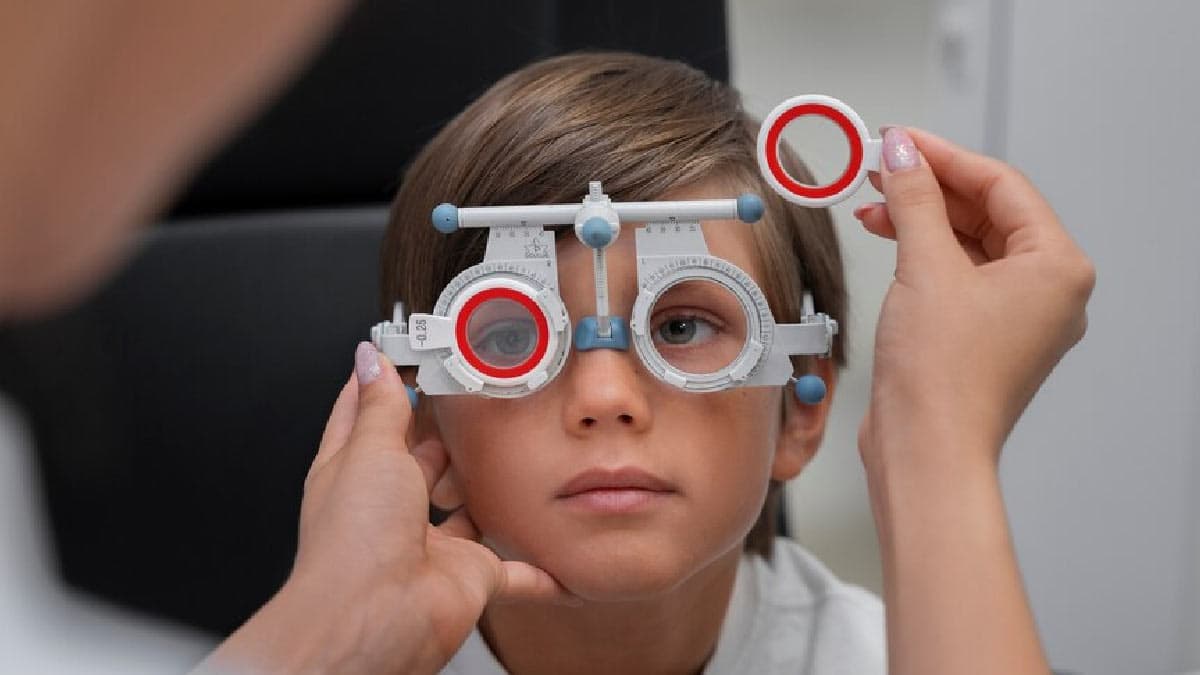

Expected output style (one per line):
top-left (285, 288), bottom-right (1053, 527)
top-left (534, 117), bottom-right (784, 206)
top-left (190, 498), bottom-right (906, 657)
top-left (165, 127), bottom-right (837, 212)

top-left (756, 94), bottom-right (879, 208)
top-left (630, 256), bottom-right (775, 393)
top-left (435, 270), bottom-right (570, 397)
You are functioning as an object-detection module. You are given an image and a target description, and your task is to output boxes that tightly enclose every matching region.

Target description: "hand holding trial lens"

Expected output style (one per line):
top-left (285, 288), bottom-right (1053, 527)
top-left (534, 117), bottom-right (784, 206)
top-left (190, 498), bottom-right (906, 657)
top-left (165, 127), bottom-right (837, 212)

top-left (373, 95), bottom-right (879, 403)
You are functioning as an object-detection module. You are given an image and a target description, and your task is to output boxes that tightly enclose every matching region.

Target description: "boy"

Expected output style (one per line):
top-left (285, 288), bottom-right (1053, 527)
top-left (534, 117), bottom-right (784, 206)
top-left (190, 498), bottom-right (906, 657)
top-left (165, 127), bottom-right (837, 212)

top-left (380, 52), bottom-right (881, 673)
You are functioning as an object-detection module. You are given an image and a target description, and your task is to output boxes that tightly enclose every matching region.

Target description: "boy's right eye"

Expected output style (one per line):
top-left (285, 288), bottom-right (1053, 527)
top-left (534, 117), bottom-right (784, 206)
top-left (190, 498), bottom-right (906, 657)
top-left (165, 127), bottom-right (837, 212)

top-left (474, 319), bottom-right (538, 364)
top-left (465, 294), bottom-right (541, 370)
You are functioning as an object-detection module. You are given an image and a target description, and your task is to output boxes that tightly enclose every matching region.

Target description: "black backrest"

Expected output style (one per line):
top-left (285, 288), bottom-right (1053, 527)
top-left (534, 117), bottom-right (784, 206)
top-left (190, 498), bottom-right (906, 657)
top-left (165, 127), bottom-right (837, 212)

top-left (0, 212), bottom-right (386, 633)
top-left (171, 0), bottom-right (729, 217)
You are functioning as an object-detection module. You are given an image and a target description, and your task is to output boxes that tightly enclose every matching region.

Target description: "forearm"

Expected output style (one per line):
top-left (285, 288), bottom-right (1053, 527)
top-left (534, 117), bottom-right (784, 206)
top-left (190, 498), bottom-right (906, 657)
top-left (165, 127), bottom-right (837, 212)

top-left (197, 575), bottom-right (443, 675)
top-left (863, 427), bottom-right (1049, 675)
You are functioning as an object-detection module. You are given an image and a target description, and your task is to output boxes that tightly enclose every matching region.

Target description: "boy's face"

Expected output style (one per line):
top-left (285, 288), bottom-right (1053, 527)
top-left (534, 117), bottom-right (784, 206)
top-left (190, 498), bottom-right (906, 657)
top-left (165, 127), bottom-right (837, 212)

top-left (421, 180), bottom-right (831, 600)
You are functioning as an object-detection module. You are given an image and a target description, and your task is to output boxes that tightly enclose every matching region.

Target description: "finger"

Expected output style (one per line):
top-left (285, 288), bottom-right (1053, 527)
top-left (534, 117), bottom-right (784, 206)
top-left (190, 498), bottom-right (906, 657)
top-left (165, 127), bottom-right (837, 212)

top-left (343, 341), bottom-right (413, 461)
top-left (879, 127), bottom-right (971, 274)
top-left (409, 437), bottom-right (449, 494)
top-left (869, 168), bottom-right (1000, 254)
top-left (437, 506), bottom-right (480, 541)
top-left (907, 127), bottom-right (1061, 255)
top-left (495, 560), bottom-right (581, 607)
top-left (429, 467), bottom-right (462, 511)
top-left (954, 230), bottom-right (990, 266)
top-left (307, 373), bottom-right (358, 482)
top-left (856, 202), bottom-right (991, 266)
top-left (854, 202), bottom-right (894, 240)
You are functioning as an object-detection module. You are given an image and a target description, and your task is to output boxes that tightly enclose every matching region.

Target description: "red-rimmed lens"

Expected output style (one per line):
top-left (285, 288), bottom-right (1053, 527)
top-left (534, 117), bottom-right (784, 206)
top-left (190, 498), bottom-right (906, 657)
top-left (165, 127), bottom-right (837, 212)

top-left (764, 103), bottom-right (864, 201)
top-left (455, 287), bottom-right (550, 379)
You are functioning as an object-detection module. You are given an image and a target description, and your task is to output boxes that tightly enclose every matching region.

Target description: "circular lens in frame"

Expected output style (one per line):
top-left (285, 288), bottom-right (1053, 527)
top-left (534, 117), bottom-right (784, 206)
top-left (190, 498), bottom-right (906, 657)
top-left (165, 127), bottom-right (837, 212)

top-left (756, 95), bottom-right (871, 207)
top-left (647, 279), bottom-right (748, 376)
top-left (456, 287), bottom-right (549, 379)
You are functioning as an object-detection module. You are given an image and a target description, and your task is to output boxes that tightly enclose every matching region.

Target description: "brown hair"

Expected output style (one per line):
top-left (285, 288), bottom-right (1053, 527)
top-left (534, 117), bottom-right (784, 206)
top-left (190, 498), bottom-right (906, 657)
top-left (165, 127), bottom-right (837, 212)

top-left (380, 52), bottom-right (846, 558)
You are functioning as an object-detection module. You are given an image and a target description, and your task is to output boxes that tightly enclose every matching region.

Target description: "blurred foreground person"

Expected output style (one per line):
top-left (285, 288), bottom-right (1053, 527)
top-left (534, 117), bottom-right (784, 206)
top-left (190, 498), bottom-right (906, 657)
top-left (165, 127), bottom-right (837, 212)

top-left (0, 1), bottom-right (349, 671)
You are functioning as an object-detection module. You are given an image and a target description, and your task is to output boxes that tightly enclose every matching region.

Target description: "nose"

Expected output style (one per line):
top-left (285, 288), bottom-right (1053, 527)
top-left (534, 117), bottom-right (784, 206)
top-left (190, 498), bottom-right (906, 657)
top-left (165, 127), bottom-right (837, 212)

top-left (560, 347), bottom-right (652, 436)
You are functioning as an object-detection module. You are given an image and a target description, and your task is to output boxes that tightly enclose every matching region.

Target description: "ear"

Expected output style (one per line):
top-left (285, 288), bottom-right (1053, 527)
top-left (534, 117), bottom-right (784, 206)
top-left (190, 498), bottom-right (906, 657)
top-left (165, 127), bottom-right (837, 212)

top-left (771, 359), bottom-right (837, 482)
top-left (400, 369), bottom-right (465, 510)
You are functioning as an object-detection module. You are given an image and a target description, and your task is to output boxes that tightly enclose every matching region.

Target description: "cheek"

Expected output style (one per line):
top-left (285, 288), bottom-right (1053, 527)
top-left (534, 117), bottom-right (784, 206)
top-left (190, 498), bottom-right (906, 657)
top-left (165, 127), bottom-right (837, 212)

top-left (678, 389), bottom-right (781, 522)
top-left (433, 399), bottom-right (546, 520)
top-left (699, 388), bottom-right (779, 466)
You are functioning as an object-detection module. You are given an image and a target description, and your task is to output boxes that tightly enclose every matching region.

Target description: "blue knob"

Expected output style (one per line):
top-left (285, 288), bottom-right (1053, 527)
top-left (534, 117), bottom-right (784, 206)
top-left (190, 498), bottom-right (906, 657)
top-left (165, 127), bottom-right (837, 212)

top-left (431, 203), bottom-right (459, 233)
top-left (736, 193), bottom-right (764, 223)
top-left (793, 374), bottom-right (826, 405)
top-left (581, 216), bottom-right (614, 249)
top-left (404, 384), bottom-right (419, 410)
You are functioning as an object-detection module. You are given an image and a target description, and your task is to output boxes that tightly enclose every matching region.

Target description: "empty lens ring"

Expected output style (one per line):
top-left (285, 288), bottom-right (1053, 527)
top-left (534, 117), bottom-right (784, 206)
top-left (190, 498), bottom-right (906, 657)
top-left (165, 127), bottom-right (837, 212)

top-left (631, 256), bottom-right (775, 393)
top-left (757, 94), bottom-right (873, 207)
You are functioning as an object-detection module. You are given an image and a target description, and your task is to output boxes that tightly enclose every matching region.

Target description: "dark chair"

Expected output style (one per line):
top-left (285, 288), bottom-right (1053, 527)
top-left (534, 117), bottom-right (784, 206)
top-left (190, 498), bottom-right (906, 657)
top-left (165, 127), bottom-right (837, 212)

top-left (0, 210), bottom-right (386, 634)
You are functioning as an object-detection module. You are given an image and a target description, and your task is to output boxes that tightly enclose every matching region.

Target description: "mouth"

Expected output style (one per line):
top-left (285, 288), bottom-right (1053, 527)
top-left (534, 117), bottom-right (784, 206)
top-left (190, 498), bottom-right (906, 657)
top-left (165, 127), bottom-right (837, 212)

top-left (556, 467), bottom-right (677, 513)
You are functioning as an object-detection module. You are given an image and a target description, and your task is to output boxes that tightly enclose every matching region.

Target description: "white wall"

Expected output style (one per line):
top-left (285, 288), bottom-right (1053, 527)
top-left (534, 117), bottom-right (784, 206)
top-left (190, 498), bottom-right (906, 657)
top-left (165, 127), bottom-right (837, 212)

top-left (997, 2), bottom-right (1200, 673)
top-left (727, 0), bottom-right (939, 594)
top-left (731, 1), bottom-right (1200, 673)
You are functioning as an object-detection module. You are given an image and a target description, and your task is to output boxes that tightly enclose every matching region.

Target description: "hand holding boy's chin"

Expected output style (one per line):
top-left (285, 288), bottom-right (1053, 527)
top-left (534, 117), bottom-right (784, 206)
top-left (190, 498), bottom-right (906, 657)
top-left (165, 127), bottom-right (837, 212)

top-left (202, 344), bottom-right (575, 674)
top-left (475, 507), bottom-right (752, 605)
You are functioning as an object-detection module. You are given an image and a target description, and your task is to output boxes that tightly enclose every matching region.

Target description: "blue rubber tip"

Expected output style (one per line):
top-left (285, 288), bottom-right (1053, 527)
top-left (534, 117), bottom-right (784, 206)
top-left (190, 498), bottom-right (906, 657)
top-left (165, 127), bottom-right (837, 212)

top-left (793, 374), bottom-right (827, 405)
top-left (580, 216), bottom-right (613, 249)
top-left (404, 384), bottom-right (419, 409)
top-left (431, 203), bottom-right (459, 233)
top-left (736, 193), bottom-right (765, 223)
top-left (574, 316), bottom-right (630, 351)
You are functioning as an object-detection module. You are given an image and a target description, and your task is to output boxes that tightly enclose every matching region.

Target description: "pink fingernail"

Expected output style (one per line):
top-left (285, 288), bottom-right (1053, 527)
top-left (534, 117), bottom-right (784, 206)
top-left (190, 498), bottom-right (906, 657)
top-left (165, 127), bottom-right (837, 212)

top-left (853, 203), bottom-right (875, 220)
top-left (883, 127), bottom-right (920, 172)
top-left (355, 341), bottom-right (382, 386)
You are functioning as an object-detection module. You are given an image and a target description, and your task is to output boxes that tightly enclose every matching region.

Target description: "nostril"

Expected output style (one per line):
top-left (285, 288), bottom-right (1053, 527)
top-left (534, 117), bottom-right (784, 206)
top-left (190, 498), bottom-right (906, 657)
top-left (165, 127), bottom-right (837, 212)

top-left (582, 417), bottom-right (596, 427)
top-left (618, 414), bottom-right (633, 424)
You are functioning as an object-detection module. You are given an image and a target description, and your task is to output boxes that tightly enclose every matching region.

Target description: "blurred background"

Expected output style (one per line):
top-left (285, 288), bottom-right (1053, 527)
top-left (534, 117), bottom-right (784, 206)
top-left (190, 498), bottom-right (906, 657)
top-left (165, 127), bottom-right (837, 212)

top-left (0, 1), bottom-right (1196, 674)
top-left (734, 3), bottom-right (1200, 674)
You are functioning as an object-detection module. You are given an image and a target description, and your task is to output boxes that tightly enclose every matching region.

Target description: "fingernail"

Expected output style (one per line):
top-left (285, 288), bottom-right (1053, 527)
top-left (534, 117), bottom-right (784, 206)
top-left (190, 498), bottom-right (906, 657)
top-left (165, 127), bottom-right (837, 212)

top-left (852, 203), bottom-right (876, 220)
top-left (355, 341), bottom-right (382, 386)
top-left (883, 127), bottom-right (920, 172)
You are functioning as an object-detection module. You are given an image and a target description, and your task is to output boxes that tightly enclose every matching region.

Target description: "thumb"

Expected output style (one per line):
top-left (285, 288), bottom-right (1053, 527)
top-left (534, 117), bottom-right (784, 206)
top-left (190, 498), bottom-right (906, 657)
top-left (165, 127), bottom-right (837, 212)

top-left (495, 561), bottom-right (581, 607)
top-left (343, 341), bottom-right (413, 459)
top-left (879, 126), bottom-right (969, 276)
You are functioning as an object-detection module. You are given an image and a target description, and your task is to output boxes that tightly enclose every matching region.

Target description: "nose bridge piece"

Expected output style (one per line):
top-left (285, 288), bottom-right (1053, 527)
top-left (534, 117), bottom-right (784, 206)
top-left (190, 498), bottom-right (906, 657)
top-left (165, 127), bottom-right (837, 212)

top-left (574, 315), bottom-right (630, 352)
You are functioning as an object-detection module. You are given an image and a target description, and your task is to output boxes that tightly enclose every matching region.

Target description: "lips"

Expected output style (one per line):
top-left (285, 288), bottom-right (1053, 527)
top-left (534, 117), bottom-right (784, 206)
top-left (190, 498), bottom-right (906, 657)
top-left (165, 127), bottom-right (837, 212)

top-left (556, 467), bottom-right (677, 499)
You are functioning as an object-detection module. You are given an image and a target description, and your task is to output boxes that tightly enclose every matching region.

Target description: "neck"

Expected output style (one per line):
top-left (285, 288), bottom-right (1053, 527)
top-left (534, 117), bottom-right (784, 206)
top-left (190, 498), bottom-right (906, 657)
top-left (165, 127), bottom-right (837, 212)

top-left (479, 548), bottom-right (742, 675)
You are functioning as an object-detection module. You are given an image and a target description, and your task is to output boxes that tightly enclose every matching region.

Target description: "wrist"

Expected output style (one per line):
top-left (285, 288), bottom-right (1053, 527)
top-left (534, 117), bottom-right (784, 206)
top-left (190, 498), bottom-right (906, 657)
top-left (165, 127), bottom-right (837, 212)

top-left (283, 569), bottom-right (445, 674)
top-left (859, 428), bottom-right (1049, 674)
top-left (858, 412), bottom-right (1003, 543)
top-left (859, 391), bottom-right (1005, 467)
top-left (206, 570), bottom-right (443, 675)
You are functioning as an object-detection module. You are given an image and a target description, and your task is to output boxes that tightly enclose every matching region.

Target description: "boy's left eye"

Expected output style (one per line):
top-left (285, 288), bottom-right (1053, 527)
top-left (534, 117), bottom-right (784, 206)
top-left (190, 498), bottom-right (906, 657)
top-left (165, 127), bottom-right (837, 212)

top-left (653, 313), bottom-right (719, 346)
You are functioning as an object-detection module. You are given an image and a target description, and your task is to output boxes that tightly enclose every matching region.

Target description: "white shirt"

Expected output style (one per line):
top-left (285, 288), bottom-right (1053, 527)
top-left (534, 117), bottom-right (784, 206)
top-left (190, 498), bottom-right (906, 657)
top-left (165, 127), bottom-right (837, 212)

top-left (441, 538), bottom-right (886, 674)
top-left (0, 395), bottom-right (215, 674)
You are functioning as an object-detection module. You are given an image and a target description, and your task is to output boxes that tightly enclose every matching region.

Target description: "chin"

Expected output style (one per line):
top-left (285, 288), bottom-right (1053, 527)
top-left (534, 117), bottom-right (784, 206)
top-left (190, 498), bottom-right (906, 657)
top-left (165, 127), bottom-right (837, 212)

top-left (561, 556), bottom-right (694, 601)
top-left (499, 529), bottom-right (731, 602)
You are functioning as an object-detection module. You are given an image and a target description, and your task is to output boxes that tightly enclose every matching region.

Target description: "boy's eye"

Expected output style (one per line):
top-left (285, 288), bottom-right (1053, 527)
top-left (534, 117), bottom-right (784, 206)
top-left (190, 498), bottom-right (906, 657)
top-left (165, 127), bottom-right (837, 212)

top-left (654, 314), bottom-right (719, 346)
top-left (474, 319), bottom-right (537, 360)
